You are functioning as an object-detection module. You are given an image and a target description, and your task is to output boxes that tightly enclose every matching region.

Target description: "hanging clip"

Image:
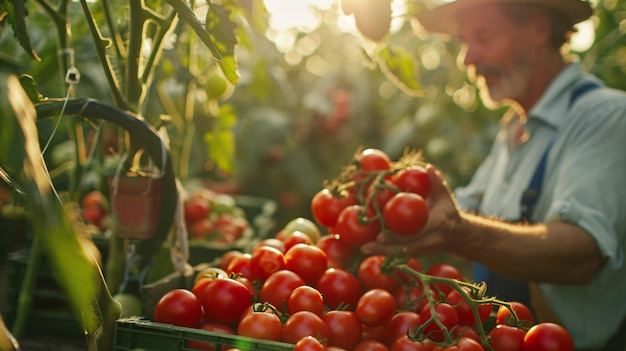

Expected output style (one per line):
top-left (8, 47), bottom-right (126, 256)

top-left (65, 66), bottom-right (81, 85)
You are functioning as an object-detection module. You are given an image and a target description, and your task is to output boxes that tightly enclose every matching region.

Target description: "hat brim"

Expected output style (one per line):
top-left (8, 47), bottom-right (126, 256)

top-left (418, 0), bottom-right (593, 37)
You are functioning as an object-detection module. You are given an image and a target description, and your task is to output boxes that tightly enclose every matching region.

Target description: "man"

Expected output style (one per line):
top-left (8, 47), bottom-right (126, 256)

top-left (362, 0), bottom-right (626, 349)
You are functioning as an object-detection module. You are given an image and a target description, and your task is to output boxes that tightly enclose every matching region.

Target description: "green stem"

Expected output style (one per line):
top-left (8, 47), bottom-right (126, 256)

top-left (10, 233), bottom-right (43, 338)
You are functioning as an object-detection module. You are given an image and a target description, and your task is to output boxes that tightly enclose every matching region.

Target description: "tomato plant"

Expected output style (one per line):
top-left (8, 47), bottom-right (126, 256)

top-left (323, 310), bottom-right (363, 350)
top-left (383, 192), bottom-right (428, 235)
top-left (522, 323), bottom-right (574, 351)
top-left (153, 289), bottom-right (202, 328)
top-left (356, 288), bottom-right (396, 327)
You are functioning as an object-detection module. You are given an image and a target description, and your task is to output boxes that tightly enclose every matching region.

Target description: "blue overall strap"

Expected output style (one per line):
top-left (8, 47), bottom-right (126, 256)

top-left (519, 80), bottom-right (602, 222)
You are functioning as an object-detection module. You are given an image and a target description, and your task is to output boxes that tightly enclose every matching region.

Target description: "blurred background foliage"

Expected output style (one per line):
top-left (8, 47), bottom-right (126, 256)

top-left (1, 0), bottom-right (624, 230)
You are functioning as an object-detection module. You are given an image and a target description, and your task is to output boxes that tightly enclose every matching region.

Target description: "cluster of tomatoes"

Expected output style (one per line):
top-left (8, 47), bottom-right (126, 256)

top-left (151, 148), bottom-right (575, 351)
top-left (183, 187), bottom-right (251, 243)
top-left (80, 190), bottom-right (110, 231)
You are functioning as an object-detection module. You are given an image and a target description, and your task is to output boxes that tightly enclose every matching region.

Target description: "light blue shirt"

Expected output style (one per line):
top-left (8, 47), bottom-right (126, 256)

top-left (455, 61), bottom-right (626, 349)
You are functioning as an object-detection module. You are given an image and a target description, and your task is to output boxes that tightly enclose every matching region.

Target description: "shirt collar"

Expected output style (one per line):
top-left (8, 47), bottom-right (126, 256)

top-left (527, 61), bottom-right (586, 129)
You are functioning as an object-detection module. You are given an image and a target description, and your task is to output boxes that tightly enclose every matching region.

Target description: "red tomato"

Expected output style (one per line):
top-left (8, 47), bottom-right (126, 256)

top-left (367, 179), bottom-right (398, 212)
top-left (287, 285), bottom-right (325, 316)
top-left (445, 289), bottom-right (492, 326)
top-left (254, 238), bottom-right (286, 253)
top-left (495, 302), bottom-right (534, 328)
top-left (282, 231), bottom-right (314, 251)
top-left (392, 166), bottom-right (431, 199)
top-left (82, 206), bottom-right (107, 229)
top-left (201, 278), bottom-right (252, 326)
top-left (250, 245), bottom-right (286, 281)
top-left (522, 323), bottom-right (574, 351)
top-left (323, 310), bottom-right (363, 350)
top-left (361, 324), bottom-right (388, 343)
top-left (395, 256), bottom-right (423, 284)
top-left (186, 323), bottom-right (235, 351)
top-left (184, 198), bottom-right (211, 223)
top-left (315, 234), bottom-right (356, 269)
top-left (225, 253), bottom-right (259, 282)
top-left (358, 148), bottom-right (392, 172)
top-left (284, 243), bottom-right (328, 285)
top-left (425, 263), bottom-right (463, 296)
top-left (357, 255), bottom-right (399, 292)
top-left (390, 334), bottom-right (434, 351)
top-left (432, 337), bottom-right (484, 351)
top-left (192, 278), bottom-right (214, 303)
top-left (282, 311), bottom-right (330, 346)
top-left (81, 190), bottom-right (106, 209)
top-left (218, 250), bottom-right (245, 270)
top-left (237, 311), bottom-right (283, 341)
top-left (311, 188), bottom-right (357, 228)
top-left (419, 302), bottom-right (459, 342)
top-left (294, 336), bottom-right (326, 351)
top-left (383, 192), bottom-right (428, 236)
top-left (356, 288), bottom-right (396, 327)
top-left (488, 324), bottom-right (526, 351)
top-left (385, 311), bottom-right (421, 346)
top-left (260, 270), bottom-right (305, 312)
top-left (153, 289), bottom-right (202, 328)
top-left (353, 339), bottom-right (391, 351)
top-left (335, 205), bottom-right (381, 247)
top-left (316, 268), bottom-right (362, 310)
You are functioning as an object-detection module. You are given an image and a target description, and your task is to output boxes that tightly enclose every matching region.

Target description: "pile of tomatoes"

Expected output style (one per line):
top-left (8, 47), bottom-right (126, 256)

top-left (151, 148), bottom-right (575, 351)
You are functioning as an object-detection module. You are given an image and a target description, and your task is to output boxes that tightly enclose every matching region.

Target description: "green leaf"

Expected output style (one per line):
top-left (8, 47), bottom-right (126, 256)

top-left (6, 74), bottom-right (99, 333)
top-left (204, 129), bottom-right (234, 174)
top-left (18, 74), bottom-right (44, 102)
top-left (378, 45), bottom-right (422, 96)
top-left (5, 0), bottom-right (40, 61)
top-left (206, 2), bottom-right (239, 84)
top-left (165, 0), bottom-right (222, 61)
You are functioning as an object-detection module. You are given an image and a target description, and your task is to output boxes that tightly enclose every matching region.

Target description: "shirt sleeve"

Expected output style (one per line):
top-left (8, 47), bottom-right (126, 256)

top-left (543, 90), bottom-right (626, 282)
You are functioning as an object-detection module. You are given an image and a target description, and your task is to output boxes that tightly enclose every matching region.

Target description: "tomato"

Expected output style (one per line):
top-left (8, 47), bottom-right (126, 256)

top-left (316, 234), bottom-right (357, 269)
top-left (419, 302), bottom-right (459, 342)
top-left (254, 238), bottom-right (286, 253)
top-left (283, 217), bottom-right (322, 243)
top-left (383, 192), bottom-right (428, 236)
top-left (282, 311), bottom-right (330, 346)
top-left (287, 285), bottom-right (325, 316)
top-left (495, 302), bottom-right (534, 328)
top-left (357, 255), bottom-right (399, 292)
top-left (153, 289), bottom-right (202, 328)
top-left (311, 188), bottom-right (357, 228)
top-left (353, 339), bottom-right (391, 351)
top-left (488, 324), bottom-right (526, 351)
top-left (454, 326), bottom-right (481, 344)
top-left (522, 323), bottom-right (574, 351)
top-left (201, 278), bottom-right (252, 326)
top-left (282, 231), bottom-right (314, 251)
top-left (395, 256), bottom-right (423, 284)
top-left (392, 165), bottom-right (431, 199)
top-left (335, 205), bottom-right (381, 247)
top-left (358, 148), bottom-right (392, 172)
top-left (82, 206), bottom-right (107, 229)
top-left (192, 278), bottom-right (214, 303)
top-left (184, 198), bottom-right (211, 224)
top-left (367, 179), bottom-right (398, 212)
top-left (250, 245), bottom-right (286, 281)
top-left (432, 337), bottom-right (484, 351)
top-left (356, 288), bottom-right (396, 327)
top-left (392, 284), bottom-right (426, 312)
top-left (390, 334), bottom-right (434, 351)
top-left (218, 250), bottom-right (245, 270)
top-left (316, 268), bottom-right (362, 310)
top-left (385, 311), bottom-right (421, 346)
top-left (284, 243), bottom-right (328, 286)
top-left (194, 266), bottom-right (228, 285)
top-left (225, 253), bottom-right (259, 282)
top-left (323, 310), bottom-right (363, 350)
top-left (425, 263), bottom-right (463, 296)
top-left (186, 322), bottom-right (235, 351)
top-left (294, 336), bottom-right (326, 351)
top-left (260, 270), bottom-right (305, 313)
top-left (237, 310), bottom-right (283, 341)
top-left (361, 324), bottom-right (388, 343)
top-left (445, 289), bottom-right (492, 326)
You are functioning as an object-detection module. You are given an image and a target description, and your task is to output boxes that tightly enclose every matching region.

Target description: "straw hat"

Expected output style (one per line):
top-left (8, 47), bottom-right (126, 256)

top-left (419, 0), bottom-right (593, 36)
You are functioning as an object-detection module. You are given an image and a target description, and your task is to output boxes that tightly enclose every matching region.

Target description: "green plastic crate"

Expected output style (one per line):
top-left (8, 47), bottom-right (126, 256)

top-left (114, 317), bottom-right (294, 351)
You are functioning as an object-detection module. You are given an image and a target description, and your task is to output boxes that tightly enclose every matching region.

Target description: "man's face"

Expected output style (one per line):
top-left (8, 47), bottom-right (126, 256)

top-left (457, 5), bottom-right (535, 108)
